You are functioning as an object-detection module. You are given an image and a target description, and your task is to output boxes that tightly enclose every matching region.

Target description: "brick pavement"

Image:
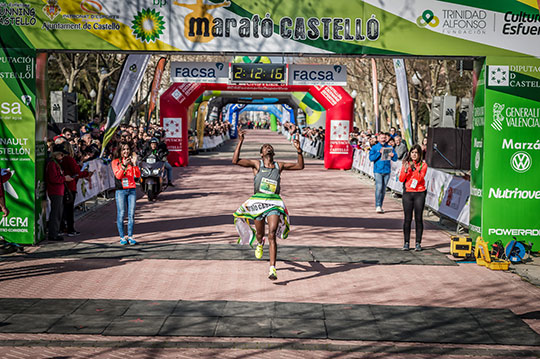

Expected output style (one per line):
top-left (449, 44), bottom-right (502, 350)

top-left (1, 129), bottom-right (540, 358)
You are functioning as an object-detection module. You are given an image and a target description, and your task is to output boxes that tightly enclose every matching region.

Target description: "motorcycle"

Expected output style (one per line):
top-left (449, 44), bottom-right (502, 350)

top-left (140, 154), bottom-right (168, 201)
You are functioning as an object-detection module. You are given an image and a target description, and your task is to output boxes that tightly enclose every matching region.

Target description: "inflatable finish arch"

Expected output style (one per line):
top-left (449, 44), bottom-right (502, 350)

top-left (160, 83), bottom-right (353, 169)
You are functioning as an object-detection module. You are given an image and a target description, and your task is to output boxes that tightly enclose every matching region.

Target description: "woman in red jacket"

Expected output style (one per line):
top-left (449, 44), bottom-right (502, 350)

top-left (111, 143), bottom-right (140, 245)
top-left (398, 144), bottom-right (428, 251)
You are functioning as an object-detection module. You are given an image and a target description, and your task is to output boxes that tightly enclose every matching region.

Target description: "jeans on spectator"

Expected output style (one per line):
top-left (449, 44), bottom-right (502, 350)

top-left (48, 194), bottom-right (63, 239)
top-left (115, 188), bottom-right (136, 238)
top-left (374, 172), bottom-right (390, 208)
top-left (164, 162), bottom-right (173, 183)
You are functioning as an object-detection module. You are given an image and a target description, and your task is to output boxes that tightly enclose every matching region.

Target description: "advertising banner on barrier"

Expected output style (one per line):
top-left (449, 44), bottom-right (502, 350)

top-left (0, 1), bottom-right (539, 57)
top-left (0, 48), bottom-right (37, 244)
top-left (482, 56), bottom-right (540, 247)
top-left (74, 159), bottom-right (115, 206)
top-left (352, 149), bottom-right (470, 226)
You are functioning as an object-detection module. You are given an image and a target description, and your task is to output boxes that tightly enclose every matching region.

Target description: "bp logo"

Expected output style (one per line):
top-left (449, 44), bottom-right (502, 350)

top-left (487, 66), bottom-right (509, 87)
top-left (416, 10), bottom-right (439, 27)
top-left (510, 151), bottom-right (532, 173)
top-left (131, 8), bottom-right (166, 43)
top-left (491, 103), bottom-right (504, 132)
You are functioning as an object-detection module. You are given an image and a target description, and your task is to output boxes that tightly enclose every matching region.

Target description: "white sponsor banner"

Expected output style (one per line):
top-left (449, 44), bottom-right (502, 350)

top-left (288, 64), bottom-right (347, 86)
top-left (170, 62), bottom-right (229, 83)
top-left (352, 149), bottom-right (470, 225)
top-left (364, 0), bottom-right (540, 57)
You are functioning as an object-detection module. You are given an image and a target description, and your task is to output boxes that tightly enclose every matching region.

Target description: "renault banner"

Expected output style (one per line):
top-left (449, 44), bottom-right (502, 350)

top-left (0, 48), bottom-right (38, 244)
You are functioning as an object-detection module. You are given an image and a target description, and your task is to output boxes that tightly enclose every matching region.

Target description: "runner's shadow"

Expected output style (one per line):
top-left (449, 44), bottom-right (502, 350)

top-left (273, 260), bottom-right (375, 286)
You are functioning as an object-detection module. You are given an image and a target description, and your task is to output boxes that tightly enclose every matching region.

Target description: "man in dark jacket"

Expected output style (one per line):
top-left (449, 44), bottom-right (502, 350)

top-left (46, 144), bottom-right (73, 241)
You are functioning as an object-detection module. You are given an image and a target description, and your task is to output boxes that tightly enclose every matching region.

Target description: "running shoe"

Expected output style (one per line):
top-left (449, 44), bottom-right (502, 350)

top-left (120, 238), bottom-right (128, 245)
top-left (128, 237), bottom-right (138, 245)
top-left (415, 243), bottom-right (422, 251)
top-left (402, 242), bottom-right (410, 251)
top-left (255, 243), bottom-right (264, 259)
top-left (67, 231), bottom-right (80, 237)
top-left (268, 266), bottom-right (277, 280)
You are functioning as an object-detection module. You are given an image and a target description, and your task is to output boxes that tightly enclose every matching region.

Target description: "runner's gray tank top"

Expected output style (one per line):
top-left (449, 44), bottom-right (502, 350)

top-left (254, 160), bottom-right (281, 194)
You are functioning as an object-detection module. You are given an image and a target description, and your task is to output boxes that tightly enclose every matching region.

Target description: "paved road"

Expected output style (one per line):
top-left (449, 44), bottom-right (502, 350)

top-left (1, 129), bottom-right (539, 358)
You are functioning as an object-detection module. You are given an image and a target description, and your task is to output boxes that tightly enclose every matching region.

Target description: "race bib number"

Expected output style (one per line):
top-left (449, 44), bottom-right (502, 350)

top-left (259, 177), bottom-right (277, 194)
top-left (122, 178), bottom-right (130, 189)
top-left (410, 179), bottom-right (418, 189)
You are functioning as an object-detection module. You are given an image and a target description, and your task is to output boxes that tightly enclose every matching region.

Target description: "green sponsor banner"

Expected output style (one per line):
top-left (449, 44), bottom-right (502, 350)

top-left (0, 1), bottom-right (539, 56)
top-left (0, 47), bottom-right (37, 244)
top-left (481, 56), bottom-right (540, 248)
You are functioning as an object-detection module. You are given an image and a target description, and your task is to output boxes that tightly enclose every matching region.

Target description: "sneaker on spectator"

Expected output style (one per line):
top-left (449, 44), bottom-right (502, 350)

top-left (376, 206), bottom-right (384, 213)
top-left (402, 243), bottom-right (410, 251)
top-left (128, 237), bottom-right (137, 245)
top-left (415, 243), bottom-right (422, 251)
top-left (120, 238), bottom-right (128, 245)
top-left (67, 231), bottom-right (80, 237)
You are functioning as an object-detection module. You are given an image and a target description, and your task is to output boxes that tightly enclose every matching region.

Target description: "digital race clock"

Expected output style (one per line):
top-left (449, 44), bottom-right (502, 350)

top-left (230, 63), bottom-right (287, 84)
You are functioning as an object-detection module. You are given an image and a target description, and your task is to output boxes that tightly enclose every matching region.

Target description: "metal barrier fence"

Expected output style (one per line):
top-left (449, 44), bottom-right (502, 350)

top-left (352, 149), bottom-right (470, 227)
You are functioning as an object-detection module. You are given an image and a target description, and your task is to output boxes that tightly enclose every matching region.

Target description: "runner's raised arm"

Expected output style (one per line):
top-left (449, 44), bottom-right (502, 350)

top-left (232, 130), bottom-right (258, 169)
top-left (279, 139), bottom-right (304, 171)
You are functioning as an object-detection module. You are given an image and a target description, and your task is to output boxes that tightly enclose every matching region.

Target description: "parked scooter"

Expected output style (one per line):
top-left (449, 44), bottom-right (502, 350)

top-left (140, 153), bottom-right (167, 201)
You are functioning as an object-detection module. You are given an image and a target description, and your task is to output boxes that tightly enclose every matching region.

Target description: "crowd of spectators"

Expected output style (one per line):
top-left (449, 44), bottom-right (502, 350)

top-left (44, 120), bottom-right (170, 241)
top-left (349, 126), bottom-right (412, 160)
top-left (203, 120), bottom-right (231, 137)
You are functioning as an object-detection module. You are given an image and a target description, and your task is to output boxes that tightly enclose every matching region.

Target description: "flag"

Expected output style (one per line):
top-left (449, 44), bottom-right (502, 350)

top-left (101, 54), bottom-right (151, 155)
top-left (393, 58), bottom-right (414, 147)
top-left (146, 57), bottom-right (167, 126)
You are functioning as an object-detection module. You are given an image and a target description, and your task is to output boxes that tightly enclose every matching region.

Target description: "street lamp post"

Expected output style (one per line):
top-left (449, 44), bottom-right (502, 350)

top-left (89, 89), bottom-right (96, 121)
top-left (411, 73), bottom-right (421, 144)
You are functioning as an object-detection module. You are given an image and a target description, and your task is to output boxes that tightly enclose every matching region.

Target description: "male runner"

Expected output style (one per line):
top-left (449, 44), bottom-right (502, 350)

top-left (232, 130), bottom-right (304, 280)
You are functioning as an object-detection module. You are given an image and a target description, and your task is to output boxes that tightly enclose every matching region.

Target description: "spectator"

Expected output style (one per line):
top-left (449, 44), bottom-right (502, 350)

top-left (389, 127), bottom-right (397, 139)
top-left (46, 144), bottom-right (73, 241)
top-left (398, 144), bottom-right (428, 251)
top-left (421, 136), bottom-right (428, 159)
top-left (0, 168), bottom-right (9, 218)
top-left (369, 133), bottom-right (397, 213)
top-left (394, 135), bottom-right (408, 160)
top-left (59, 142), bottom-right (92, 237)
top-left (111, 143), bottom-right (140, 246)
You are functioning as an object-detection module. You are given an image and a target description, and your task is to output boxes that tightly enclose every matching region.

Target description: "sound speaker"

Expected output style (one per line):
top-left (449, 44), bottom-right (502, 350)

top-left (426, 127), bottom-right (471, 170)
top-left (430, 96), bottom-right (443, 127)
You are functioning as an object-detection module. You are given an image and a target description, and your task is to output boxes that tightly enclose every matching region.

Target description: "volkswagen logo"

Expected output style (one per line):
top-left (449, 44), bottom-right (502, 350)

top-left (510, 151), bottom-right (532, 173)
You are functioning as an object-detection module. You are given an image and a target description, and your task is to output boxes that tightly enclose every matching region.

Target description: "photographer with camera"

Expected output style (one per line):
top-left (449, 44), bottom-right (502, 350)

top-left (398, 144), bottom-right (428, 251)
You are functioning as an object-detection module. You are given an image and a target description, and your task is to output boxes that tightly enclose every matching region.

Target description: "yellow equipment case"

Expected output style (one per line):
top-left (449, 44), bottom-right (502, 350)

top-left (475, 238), bottom-right (510, 271)
top-left (450, 236), bottom-right (473, 258)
